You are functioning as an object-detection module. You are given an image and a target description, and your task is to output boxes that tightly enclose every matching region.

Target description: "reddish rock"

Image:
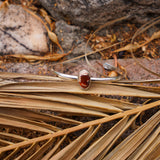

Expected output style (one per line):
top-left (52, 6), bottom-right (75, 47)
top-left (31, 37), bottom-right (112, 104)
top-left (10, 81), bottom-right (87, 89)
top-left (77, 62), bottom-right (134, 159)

top-left (0, 2), bottom-right (48, 55)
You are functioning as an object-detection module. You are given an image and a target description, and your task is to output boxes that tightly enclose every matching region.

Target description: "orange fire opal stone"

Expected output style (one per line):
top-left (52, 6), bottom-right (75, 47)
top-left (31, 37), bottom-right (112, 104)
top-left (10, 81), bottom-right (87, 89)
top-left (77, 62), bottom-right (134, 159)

top-left (78, 70), bottom-right (90, 89)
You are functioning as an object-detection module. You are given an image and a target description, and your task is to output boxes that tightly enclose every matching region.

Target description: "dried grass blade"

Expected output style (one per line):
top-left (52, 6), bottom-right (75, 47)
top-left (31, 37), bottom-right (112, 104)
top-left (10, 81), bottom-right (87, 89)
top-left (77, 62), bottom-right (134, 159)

top-left (0, 113), bottom-right (55, 133)
top-left (95, 113), bottom-right (140, 160)
top-left (139, 135), bottom-right (160, 160)
top-left (79, 94), bottom-right (138, 110)
top-left (0, 108), bottom-right (65, 133)
top-left (77, 116), bottom-right (129, 160)
top-left (127, 126), bottom-right (160, 160)
top-left (0, 81), bottom-right (159, 98)
top-left (79, 124), bottom-right (101, 152)
top-left (118, 79), bottom-right (160, 84)
top-left (50, 126), bottom-right (94, 160)
top-left (31, 93), bottom-right (122, 113)
top-left (4, 148), bottom-right (19, 160)
top-left (0, 72), bottom-right (61, 81)
top-left (104, 110), bottom-right (160, 160)
top-left (16, 142), bottom-right (38, 160)
top-left (8, 53), bottom-right (69, 61)
top-left (112, 83), bottom-right (160, 94)
top-left (41, 135), bottom-right (67, 160)
top-left (0, 105), bottom-right (107, 118)
top-left (0, 107), bottom-right (81, 125)
top-left (49, 125), bottom-right (101, 160)
top-left (0, 132), bottom-right (28, 141)
top-left (0, 139), bottom-right (14, 146)
top-left (0, 92), bottom-right (121, 113)
top-left (0, 80), bottom-right (16, 87)
top-left (0, 97), bottom-right (108, 117)
top-left (27, 138), bottom-right (55, 160)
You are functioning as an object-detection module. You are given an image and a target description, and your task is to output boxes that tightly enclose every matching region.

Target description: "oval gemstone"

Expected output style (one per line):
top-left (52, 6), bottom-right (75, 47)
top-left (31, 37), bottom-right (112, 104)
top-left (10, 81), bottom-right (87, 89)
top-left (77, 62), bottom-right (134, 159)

top-left (78, 70), bottom-right (90, 89)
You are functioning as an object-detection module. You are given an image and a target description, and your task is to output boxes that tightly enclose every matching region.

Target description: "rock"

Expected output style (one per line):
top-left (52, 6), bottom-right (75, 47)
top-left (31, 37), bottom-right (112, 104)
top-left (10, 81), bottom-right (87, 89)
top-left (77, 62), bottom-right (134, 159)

top-left (0, 62), bottom-right (49, 75)
top-left (0, 2), bottom-right (49, 55)
top-left (55, 20), bottom-right (93, 58)
top-left (59, 58), bottom-right (160, 84)
top-left (1, 58), bottom-right (159, 84)
top-left (37, 0), bottom-right (160, 28)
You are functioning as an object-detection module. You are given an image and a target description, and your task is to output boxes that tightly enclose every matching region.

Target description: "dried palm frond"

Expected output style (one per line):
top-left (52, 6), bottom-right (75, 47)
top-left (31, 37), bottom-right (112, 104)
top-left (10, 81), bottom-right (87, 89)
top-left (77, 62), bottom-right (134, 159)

top-left (0, 72), bottom-right (159, 160)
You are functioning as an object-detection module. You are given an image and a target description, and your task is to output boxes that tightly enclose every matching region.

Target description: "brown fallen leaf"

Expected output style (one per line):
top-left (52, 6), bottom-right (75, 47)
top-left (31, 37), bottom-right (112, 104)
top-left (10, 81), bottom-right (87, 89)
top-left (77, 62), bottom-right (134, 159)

top-left (6, 53), bottom-right (69, 61)
top-left (113, 43), bottom-right (140, 53)
top-left (141, 30), bottom-right (160, 46)
top-left (39, 8), bottom-right (52, 27)
top-left (48, 30), bottom-right (64, 53)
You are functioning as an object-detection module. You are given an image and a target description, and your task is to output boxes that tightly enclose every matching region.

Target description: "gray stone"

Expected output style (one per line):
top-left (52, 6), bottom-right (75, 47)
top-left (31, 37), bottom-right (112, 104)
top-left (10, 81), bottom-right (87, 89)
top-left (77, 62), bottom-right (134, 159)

top-left (0, 2), bottom-right (49, 55)
top-left (37, 0), bottom-right (160, 28)
top-left (55, 20), bottom-right (93, 58)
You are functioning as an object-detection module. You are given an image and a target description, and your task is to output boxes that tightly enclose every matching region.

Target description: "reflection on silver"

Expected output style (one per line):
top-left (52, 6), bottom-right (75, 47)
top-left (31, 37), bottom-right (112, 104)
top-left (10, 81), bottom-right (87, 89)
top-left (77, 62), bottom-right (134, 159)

top-left (53, 62), bottom-right (120, 90)
top-left (54, 69), bottom-right (119, 82)
top-left (54, 71), bottom-right (77, 80)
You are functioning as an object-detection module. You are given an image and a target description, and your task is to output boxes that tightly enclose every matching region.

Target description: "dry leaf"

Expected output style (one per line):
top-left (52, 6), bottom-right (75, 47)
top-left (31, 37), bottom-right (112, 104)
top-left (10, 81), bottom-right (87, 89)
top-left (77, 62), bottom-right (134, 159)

top-left (150, 30), bottom-right (160, 41)
top-left (113, 43), bottom-right (140, 53)
top-left (7, 53), bottom-right (67, 61)
top-left (48, 30), bottom-right (64, 53)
